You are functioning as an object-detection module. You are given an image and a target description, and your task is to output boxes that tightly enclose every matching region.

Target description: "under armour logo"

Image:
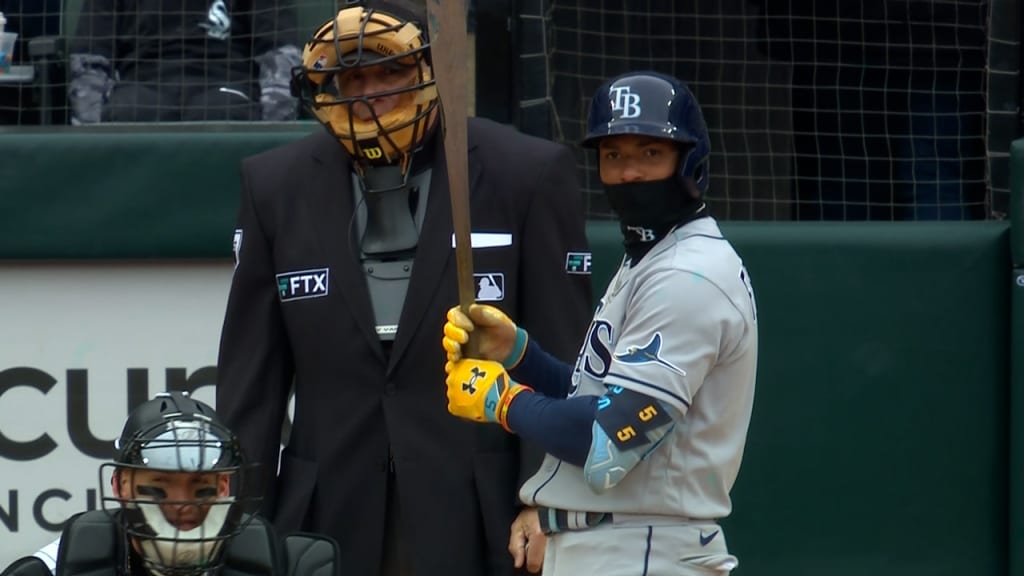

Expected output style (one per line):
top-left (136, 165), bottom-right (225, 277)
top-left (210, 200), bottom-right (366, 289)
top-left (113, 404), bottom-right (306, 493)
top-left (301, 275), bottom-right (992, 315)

top-left (610, 86), bottom-right (641, 119)
top-left (626, 225), bottom-right (656, 242)
top-left (463, 366), bottom-right (486, 394)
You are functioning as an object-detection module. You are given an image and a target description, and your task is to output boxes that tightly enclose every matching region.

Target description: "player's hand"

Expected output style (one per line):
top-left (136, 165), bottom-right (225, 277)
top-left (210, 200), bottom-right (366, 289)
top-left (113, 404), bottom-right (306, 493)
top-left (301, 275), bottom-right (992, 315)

top-left (509, 507), bottom-right (546, 573)
top-left (443, 304), bottom-right (526, 371)
top-left (445, 359), bottom-right (531, 430)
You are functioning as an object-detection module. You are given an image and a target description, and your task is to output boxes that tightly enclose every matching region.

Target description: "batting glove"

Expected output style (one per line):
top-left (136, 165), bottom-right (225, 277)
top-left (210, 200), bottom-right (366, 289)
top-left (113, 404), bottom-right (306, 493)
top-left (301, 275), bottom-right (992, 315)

top-left (445, 359), bottom-right (533, 432)
top-left (443, 304), bottom-right (528, 373)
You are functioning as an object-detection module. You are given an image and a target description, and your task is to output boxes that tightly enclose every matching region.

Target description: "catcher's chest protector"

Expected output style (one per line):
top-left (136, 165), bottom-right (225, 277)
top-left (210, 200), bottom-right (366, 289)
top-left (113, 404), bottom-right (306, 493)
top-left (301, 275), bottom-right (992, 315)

top-left (52, 511), bottom-right (280, 576)
top-left (55, 511), bottom-right (123, 576)
top-left (1, 557), bottom-right (52, 576)
top-left (16, 512), bottom-right (334, 576)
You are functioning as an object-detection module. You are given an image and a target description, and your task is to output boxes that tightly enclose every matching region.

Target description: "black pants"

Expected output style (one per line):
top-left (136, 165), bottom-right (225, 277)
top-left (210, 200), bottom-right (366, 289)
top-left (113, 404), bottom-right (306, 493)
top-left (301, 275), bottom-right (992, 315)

top-left (103, 80), bottom-right (258, 122)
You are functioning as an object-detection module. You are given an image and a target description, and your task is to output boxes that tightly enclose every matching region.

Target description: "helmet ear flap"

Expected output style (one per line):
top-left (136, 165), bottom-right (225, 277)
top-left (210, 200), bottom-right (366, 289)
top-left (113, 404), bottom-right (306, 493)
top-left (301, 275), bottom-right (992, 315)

top-left (680, 155), bottom-right (710, 196)
top-left (695, 162), bottom-right (708, 189)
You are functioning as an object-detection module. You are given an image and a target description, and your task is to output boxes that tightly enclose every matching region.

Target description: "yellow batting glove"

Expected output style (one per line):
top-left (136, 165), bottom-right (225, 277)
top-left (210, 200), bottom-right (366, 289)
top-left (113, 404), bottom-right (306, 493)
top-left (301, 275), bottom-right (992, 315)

top-left (445, 359), bottom-right (533, 432)
top-left (442, 308), bottom-right (473, 374)
top-left (442, 304), bottom-right (527, 374)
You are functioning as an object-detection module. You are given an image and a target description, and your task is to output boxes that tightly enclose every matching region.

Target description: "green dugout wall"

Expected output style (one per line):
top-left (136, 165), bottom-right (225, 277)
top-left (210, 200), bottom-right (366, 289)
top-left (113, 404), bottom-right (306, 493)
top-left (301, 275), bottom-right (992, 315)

top-left (0, 126), bottom-right (1018, 575)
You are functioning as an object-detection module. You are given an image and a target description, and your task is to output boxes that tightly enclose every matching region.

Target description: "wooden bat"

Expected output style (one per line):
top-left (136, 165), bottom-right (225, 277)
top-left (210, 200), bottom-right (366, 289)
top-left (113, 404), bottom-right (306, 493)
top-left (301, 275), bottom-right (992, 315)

top-left (425, 0), bottom-right (479, 357)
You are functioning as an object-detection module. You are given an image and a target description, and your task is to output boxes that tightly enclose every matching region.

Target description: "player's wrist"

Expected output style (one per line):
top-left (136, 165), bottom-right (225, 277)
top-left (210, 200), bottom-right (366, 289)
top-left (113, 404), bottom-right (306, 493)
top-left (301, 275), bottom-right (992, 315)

top-left (502, 327), bottom-right (529, 370)
top-left (497, 383), bottom-right (533, 433)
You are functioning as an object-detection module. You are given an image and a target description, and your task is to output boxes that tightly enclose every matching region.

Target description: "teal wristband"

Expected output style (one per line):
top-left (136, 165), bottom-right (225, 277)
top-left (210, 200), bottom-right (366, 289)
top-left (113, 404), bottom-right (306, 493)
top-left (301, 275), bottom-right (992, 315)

top-left (503, 327), bottom-right (529, 370)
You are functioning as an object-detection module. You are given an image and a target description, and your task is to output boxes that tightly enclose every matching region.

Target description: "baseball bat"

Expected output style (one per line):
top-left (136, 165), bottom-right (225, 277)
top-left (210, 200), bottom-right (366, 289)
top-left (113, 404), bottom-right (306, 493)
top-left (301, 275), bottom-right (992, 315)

top-left (426, 0), bottom-right (479, 357)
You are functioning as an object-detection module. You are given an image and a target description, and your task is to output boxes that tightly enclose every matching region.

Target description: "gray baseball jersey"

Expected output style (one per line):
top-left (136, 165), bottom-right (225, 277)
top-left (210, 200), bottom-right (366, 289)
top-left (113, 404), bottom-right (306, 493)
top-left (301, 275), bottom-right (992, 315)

top-left (519, 216), bottom-right (758, 520)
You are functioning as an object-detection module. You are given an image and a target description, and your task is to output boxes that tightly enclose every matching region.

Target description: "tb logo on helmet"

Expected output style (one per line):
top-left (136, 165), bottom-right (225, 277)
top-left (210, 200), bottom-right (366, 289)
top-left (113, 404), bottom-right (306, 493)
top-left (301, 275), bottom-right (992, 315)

top-left (610, 86), bottom-right (641, 119)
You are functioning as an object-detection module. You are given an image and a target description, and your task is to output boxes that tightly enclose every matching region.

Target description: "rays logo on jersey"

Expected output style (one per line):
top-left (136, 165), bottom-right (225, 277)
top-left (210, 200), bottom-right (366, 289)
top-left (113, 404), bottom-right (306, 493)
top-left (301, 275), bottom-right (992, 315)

top-left (569, 318), bottom-right (615, 397)
top-left (614, 332), bottom-right (686, 376)
top-left (276, 268), bottom-right (329, 302)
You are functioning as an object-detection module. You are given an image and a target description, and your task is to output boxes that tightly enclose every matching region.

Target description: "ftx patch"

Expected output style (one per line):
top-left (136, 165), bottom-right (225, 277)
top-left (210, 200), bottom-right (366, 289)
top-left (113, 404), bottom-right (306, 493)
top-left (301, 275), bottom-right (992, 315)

top-left (566, 252), bottom-right (592, 275)
top-left (277, 268), bottom-right (329, 302)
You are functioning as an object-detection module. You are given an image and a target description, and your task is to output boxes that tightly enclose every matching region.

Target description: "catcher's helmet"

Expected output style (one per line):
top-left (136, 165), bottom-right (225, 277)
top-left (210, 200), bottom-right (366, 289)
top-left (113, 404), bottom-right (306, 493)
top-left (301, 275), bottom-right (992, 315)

top-left (583, 71), bottom-right (711, 193)
top-left (294, 0), bottom-right (439, 171)
top-left (102, 392), bottom-right (250, 576)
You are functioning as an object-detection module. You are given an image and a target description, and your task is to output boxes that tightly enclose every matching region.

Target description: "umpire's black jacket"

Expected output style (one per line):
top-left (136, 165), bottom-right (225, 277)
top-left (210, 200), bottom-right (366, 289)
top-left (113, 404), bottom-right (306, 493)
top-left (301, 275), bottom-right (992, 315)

top-left (217, 117), bottom-right (593, 576)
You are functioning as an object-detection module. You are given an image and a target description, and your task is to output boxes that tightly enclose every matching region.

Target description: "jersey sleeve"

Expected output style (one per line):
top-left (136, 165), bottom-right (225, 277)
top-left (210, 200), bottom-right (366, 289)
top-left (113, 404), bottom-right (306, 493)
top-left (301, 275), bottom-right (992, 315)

top-left (31, 537), bottom-right (60, 576)
top-left (603, 268), bottom-right (745, 415)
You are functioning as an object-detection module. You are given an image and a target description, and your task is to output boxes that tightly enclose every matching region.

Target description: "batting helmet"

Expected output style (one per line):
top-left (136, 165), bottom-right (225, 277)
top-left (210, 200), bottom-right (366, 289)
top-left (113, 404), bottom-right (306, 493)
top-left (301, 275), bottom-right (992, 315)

top-left (294, 0), bottom-right (439, 171)
top-left (583, 71), bottom-right (711, 193)
top-left (102, 392), bottom-right (251, 576)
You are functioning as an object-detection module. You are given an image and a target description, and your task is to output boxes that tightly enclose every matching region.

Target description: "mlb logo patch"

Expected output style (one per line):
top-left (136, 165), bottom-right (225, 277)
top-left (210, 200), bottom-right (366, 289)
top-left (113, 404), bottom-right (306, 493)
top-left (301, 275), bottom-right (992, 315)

top-left (276, 268), bottom-right (330, 302)
top-left (475, 273), bottom-right (505, 302)
top-left (566, 252), bottom-right (592, 275)
top-left (313, 54), bottom-right (328, 70)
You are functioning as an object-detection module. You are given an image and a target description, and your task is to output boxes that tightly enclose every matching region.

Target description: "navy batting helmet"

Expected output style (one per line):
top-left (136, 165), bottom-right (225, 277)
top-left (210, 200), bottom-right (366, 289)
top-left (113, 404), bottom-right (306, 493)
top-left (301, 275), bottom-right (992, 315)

top-left (583, 71), bottom-right (711, 193)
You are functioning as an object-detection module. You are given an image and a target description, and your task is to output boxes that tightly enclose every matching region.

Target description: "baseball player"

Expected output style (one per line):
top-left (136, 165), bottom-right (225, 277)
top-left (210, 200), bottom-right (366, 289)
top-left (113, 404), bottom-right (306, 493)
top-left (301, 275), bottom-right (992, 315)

top-left (1, 392), bottom-right (339, 576)
top-left (442, 71), bottom-right (758, 575)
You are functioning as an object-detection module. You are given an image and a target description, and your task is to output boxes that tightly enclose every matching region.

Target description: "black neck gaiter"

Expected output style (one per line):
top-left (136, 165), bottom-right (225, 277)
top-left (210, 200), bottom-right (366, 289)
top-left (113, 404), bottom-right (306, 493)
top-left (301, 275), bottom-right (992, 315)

top-left (604, 178), bottom-right (708, 262)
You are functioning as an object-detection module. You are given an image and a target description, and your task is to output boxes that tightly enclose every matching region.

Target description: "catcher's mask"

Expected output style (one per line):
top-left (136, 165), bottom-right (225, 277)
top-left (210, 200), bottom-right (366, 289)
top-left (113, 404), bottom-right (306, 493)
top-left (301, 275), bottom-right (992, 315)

top-left (100, 391), bottom-right (253, 576)
top-left (294, 3), bottom-right (439, 173)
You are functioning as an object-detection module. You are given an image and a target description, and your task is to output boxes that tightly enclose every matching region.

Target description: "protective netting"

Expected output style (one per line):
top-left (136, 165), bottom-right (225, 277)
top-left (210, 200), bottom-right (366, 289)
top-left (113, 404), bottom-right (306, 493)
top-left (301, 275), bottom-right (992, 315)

top-left (0, 1), bottom-right (338, 124)
top-left (0, 1), bottom-right (1014, 221)
top-left (522, 0), bottom-right (998, 221)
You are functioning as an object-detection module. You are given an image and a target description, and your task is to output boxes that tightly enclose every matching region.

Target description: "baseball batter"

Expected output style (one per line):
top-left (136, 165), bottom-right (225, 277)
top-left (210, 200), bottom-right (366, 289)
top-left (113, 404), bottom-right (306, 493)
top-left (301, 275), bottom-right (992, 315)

top-left (442, 71), bottom-right (758, 575)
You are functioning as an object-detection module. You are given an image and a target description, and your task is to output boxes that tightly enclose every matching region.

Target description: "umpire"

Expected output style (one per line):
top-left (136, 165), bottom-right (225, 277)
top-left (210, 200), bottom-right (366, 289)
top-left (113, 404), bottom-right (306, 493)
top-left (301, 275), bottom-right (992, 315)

top-left (215, 0), bottom-right (593, 574)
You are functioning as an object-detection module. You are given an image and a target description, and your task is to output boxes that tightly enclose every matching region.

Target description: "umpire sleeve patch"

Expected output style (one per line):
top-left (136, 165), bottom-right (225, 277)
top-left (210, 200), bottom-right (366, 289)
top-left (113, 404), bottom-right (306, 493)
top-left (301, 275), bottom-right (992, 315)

top-left (594, 385), bottom-right (673, 451)
top-left (566, 252), bottom-right (592, 274)
top-left (232, 229), bottom-right (243, 270)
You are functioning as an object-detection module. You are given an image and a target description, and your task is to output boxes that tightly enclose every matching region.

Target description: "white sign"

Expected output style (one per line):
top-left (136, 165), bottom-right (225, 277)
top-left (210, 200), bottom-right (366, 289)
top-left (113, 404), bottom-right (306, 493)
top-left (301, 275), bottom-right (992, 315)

top-left (0, 261), bottom-right (234, 567)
